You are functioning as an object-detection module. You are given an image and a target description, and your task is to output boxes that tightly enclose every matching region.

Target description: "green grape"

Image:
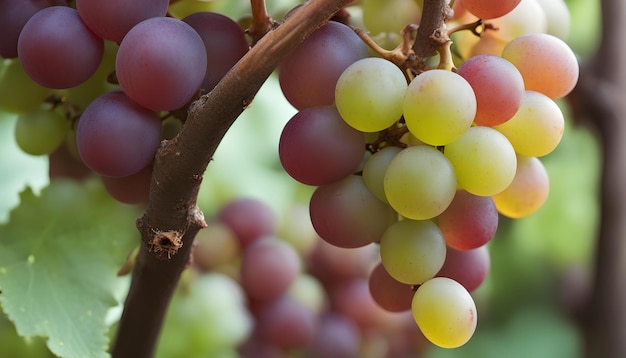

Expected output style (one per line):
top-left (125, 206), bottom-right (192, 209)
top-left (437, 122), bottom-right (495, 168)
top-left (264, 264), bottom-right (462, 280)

top-left (362, 0), bottom-right (421, 35)
top-left (380, 219), bottom-right (446, 285)
top-left (335, 57), bottom-right (407, 132)
top-left (493, 155), bottom-right (550, 218)
top-left (0, 59), bottom-right (50, 114)
top-left (384, 145), bottom-right (457, 220)
top-left (492, 90), bottom-right (564, 157)
top-left (444, 126), bottom-right (517, 197)
top-left (15, 108), bottom-right (67, 155)
top-left (412, 277), bottom-right (477, 348)
top-left (362, 146), bottom-right (403, 203)
top-left (403, 69), bottom-right (476, 146)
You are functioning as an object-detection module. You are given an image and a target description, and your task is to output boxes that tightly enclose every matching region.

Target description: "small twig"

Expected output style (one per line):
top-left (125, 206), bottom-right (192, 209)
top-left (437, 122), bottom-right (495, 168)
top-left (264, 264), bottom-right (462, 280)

top-left (247, 0), bottom-right (279, 46)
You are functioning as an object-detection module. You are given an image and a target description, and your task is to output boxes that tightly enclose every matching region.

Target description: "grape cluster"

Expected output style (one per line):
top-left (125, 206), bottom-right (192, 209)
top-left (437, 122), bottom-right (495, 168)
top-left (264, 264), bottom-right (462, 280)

top-left (278, 0), bottom-right (578, 349)
top-left (0, 0), bottom-right (248, 204)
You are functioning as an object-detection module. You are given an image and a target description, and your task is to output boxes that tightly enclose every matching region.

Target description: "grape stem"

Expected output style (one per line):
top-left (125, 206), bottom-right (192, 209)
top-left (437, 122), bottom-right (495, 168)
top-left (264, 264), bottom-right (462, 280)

top-left (247, 0), bottom-right (279, 46)
top-left (111, 1), bottom-right (352, 357)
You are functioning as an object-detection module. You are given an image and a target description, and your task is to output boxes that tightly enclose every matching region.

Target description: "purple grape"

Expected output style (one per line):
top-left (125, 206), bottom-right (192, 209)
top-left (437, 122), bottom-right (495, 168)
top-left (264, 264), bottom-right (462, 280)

top-left (279, 21), bottom-right (368, 109)
top-left (436, 245), bottom-right (490, 292)
top-left (116, 17), bottom-right (207, 111)
top-left (76, 91), bottom-right (162, 177)
top-left (101, 162), bottom-right (153, 205)
top-left (0, 0), bottom-right (65, 58)
top-left (369, 262), bottom-right (414, 312)
top-left (76, 0), bottom-right (169, 43)
top-left (182, 12), bottom-right (249, 91)
top-left (279, 106), bottom-right (365, 186)
top-left (306, 314), bottom-right (361, 358)
top-left (255, 295), bottom-right (318, 350)
top-left (17, 6), bottom-right (104, 89)
top-left (216, 198), bottom-right (278, 248)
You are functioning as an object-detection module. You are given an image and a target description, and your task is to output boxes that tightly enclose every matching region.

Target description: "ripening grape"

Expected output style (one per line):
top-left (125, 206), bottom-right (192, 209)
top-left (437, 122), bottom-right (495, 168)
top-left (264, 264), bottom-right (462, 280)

top-left (463, 0), bottom-right (521, 19)
top-left (437, 245), bottom-right (490, 293)
top-left (15, 108), bottom-right (67, 155)
top-left (493, 155), bottom-right (550, 218)
top-left (379, 219), bottom-right (447, 285)
top-left (412, 277), bottom-right (477, 348)
top-left (255, 295), bottom-right (317, 350)
top-left (279, 21), bottom-right (368, 110)
top-left (76, 91), bottom-right (162, 177)
top-left (362, 146), bottom-right (403, 203)
top-left (536, 0), bottom-right (571, 40)
top-left (384, 145), bottom-right (457, 220)
top-left (182, 12), bottom-right (249, 92)
top-left (216, 198), bottom-right (278, 248)
top-left (502, 33), bottom-right (579, 99)
top-left (76, 0), bottom-right (169, 43)
top-left (492, 90), bottom-right (565, 157)
top-left (369, 262), bottom-right (414, 312)
top-left (488, 0), bottom-right (547, 42)
top-left (438, 190), bottom-right (498, 250)
top-left (116, 17), bottom-right (207, 111)
top-left (279, 106), bottom-right (365, 186)
top-left (310, 175), bottom-right (394, 248)
top-left (456, 55), bottom-right (525, 126)
top-left (0, 59), bottom-right (49, 114)
top-left (403, 69), bottom-right (476, 146)
top-left (18, 6), bottom-right (104, 89)
top-left (335, 57), bottom-right (407, 132)
top-left (306, 314), bottom-right (360, 358)
top-left (444, 126), bottom-right (517, 197)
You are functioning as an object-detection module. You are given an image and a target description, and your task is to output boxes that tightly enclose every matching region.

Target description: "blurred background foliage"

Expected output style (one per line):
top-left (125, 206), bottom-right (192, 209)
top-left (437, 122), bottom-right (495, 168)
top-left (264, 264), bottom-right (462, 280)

top-left (0, 0), bottom-right (600, 357)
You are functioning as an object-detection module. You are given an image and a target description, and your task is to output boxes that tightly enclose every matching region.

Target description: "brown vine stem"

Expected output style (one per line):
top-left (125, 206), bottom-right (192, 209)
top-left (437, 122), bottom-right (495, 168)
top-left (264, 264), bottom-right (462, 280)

top-left (110, 0), bottom-right (352, 357)
top-left (247, 0), bottom-right (278, 46)
top-left (412, 0), bottom-right (453, 71)
top-left (570, 0), bottom-right (626, 356)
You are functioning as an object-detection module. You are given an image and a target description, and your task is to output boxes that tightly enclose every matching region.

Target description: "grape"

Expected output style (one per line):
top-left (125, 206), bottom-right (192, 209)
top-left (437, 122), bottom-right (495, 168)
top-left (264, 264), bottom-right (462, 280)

top-left (362, 146), bottom-right (403, 203)
top-left (0, 60), bottom-right (50, 114)
top-left (437, 190), bottom-right (498, 251)
top-left (362, 0), bottom-right (421, 35)
top-left (279, 21), bottom-right (368, 110)
top-left (306, 314), bottom-right (360, 358)
top-left (493, 155), bottom-right (550, 218)
top-left (306, 240), bottom-right (379, 287)
top-left (101, 162), bottom-right (153, 205)
top-left (330, 278), bottom-right (391, 331)
top-left (192, 222), bottom-right (241, 273)
top-left (536, 0), bottom-right (571, 40)
top-left (456, 55), bottom-right (525, 126)
top-left (48, 143), bottom-right (92, 181)
top-left (462, 0), bottom-right (521, 19)
top-left (437, 246), bottom-right (490, 293)
top-left (310, 175), bottom-right (394, 248)
top-left (444, 126), bottom-right (517, 197)
top-left (116, 17), bottom-right (207, 111)
top-left (240, 236), bottom-right (301, 303)
top-left (488, 0), bottom-right (547, 43)
top-left (216, 198), bottom-right (278, 248)
top-left (279, 106), bottom-right (365, 186)
top-left (18, 6), bottom-right (104, 89)
top-left (369, 262), bottom-right (414, 312)
top-left (287, 274), bottom-right (328, 315)
top-left (379, 219), bottom-right (447, 285)
top-left (15, 108), bottom-right (67, 155)
top-left (384, 145), bottom-right (457, 220)
top-left (76, 0), bottom-right (169, 43)
top-left (492, 90), bottom-right (564, 157)
top-left (255, 295), bottom-right (317, 350)
top-left (0, 0), bottom-right (66, 58)
top-left (412, 277), bottom-right (477, 348)
top-left (468, 31), bottom-right (508, 58)
top-left (335, 57), bottom-right (407, 132)
top-left (76, 91), bottom-right (162, 178)
top-left (403, 69), bottom-right (476, 146)
top-left (182, 12), bottom-right (249, 92)
top-left (502, 33), bottom-right (579, 99)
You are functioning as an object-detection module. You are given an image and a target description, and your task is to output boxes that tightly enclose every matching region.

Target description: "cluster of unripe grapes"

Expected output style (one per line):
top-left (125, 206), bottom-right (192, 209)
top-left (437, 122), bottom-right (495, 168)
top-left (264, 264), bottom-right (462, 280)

top-left (278, 0), bottom-right (577, 349)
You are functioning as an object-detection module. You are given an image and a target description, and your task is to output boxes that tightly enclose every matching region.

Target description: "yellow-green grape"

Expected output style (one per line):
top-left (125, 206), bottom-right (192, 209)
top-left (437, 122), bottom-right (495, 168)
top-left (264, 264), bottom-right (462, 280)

top-left (412, 277), bottom-right (477, 348)
top-left (380, 219), bottom-right (446, 285)
top-left (492, 91), bottom-right (564, 157)
top-left (384, 145), bottom-right (457, 220)
top-left (444, 126), bottom-right (517, 196)
top-left (493, 155), bottom-right (549, 218)
top-left (536, 0), bottom-right (571, 40)
top-left (362, 146), bottom-right (403, 203)
top-left (15, 108), bottom-right (67, 155)
top-left (0, 59), bottom-right (50, 114)
top-left (362, 0), bottom-right (422, 35)
top-left (488, 0), bottom-right (547, 42)
top-left (335, 57), bottom-right (407, 132)
top-left (403, 69), bottom-right (476, 146)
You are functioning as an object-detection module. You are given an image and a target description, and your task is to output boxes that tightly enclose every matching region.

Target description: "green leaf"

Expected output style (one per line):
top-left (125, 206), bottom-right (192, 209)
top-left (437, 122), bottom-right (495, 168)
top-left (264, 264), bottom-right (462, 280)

top-left (0, 113), bottom-right (49, 224)
top-left (0, 179), bottom-right (140, 358)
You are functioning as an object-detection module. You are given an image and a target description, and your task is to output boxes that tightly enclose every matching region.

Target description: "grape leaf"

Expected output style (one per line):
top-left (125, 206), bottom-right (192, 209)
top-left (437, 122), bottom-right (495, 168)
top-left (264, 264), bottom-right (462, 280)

top-left (0, 113), bottom-right (49, 224)
top-left (0, 179), bottom-right (140, 358)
